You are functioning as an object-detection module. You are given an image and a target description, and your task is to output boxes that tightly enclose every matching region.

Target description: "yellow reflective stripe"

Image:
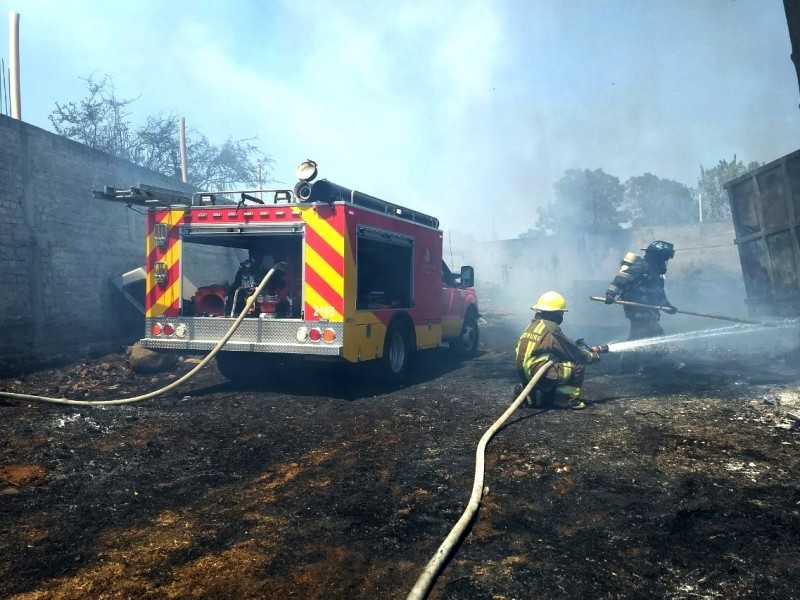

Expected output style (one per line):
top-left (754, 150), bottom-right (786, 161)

top-left (146, 278), bottom-right (181, 317)
top-left (299, 206), bottom-right (344, 256)
top-left (306, 244), bottom-right (344, 296)
top-left (555, 385), bottom-right (581, 398)
top-left (305, 284), bottom-right (343, 322)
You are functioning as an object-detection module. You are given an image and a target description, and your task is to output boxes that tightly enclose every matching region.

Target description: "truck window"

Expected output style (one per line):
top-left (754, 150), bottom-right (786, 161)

top-left (356, 227), bottom-right (413, 310)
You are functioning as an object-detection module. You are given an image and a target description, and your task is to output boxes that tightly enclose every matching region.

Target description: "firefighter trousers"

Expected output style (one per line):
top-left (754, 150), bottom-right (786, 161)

top-left (519, 353), bottom-right (585, 408)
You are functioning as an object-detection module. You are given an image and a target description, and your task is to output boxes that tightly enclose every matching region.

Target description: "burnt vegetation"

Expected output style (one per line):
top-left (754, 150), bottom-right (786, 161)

top-left (1, 324), bottom-right (799, 599)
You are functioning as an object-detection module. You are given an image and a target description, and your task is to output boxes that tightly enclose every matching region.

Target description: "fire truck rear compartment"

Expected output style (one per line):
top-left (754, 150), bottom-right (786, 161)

top-left (180, 228), bottom-right (303, 320)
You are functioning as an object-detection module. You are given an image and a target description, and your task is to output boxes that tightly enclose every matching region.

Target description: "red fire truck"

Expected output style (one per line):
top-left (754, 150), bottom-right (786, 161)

top-left (98, 161), bottom-right (479, 384)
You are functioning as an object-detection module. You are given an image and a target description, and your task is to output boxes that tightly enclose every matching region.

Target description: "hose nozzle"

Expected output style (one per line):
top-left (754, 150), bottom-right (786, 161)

top-left (591, 344), bottom-right (609, 355)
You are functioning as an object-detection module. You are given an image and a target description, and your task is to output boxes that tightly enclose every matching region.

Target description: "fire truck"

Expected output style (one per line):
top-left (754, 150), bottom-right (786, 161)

top-left (97, 161), bottom-right (479, 384)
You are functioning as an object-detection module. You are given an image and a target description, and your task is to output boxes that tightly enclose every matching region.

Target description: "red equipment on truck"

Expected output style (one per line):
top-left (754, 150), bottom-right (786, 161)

top-left (96, 161), bottom-right (479, 384)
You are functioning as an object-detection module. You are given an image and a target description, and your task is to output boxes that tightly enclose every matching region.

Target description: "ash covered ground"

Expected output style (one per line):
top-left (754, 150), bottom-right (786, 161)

top-left (1, 319), bottom-right (800, 600)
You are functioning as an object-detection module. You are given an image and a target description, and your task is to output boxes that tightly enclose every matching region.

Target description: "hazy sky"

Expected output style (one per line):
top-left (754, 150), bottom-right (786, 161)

top-left (2, 0), bottom-right (799, 239)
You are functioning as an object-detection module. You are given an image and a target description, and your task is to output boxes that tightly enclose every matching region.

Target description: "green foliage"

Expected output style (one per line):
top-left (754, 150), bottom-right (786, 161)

top-left (623, 173), bottom-right (695, 226)
top-left (521, 168), bottom-right (624, 237)
top-left (696, 155), bottom-right (762, 222)
top-left (48, 74), bottom-right (273, 190)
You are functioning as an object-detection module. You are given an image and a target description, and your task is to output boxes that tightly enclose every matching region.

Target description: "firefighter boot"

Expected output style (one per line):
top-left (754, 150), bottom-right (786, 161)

top-left (553, 391), bottom-right (586, 410)
top-left (514, 384), bottom-right (536, 408)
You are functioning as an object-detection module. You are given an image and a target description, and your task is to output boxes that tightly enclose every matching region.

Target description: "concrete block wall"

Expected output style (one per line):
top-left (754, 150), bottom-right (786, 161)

top-left (0, 115), bottom-right (200, 374)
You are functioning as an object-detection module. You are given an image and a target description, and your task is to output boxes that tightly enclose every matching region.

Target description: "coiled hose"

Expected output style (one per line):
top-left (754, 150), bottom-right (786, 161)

top-left (406, 360), bottom-right (554, 600)
top-left (0, 265), bottom-right (285, 406)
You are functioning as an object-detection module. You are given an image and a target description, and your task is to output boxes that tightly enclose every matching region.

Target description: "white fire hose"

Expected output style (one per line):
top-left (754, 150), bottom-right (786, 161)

top-left (4, 265), bottom-right (553, 600)
top-left (0, 265), bottom-right (286, 406)
top-left (406, 360), bottom-right (554, 600)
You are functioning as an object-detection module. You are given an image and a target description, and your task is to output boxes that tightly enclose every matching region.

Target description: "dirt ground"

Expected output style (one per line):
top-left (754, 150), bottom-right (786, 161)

top-left (1, 319), bottom-right (800, 600)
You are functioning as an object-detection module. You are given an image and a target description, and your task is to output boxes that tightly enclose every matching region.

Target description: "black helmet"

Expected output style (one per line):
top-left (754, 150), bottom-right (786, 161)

top-left (643, 240), bottom-right (674, 260)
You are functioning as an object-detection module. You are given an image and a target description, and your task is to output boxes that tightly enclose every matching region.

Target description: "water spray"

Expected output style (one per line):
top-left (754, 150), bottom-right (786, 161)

top-left (606, 320), bottom-right (800, 353)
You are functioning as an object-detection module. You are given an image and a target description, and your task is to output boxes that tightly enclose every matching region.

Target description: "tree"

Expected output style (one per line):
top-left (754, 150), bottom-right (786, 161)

top-left (695, 155), bottom-right (762, 222)
top-left (48, 74), bottom-right (273, 190)
top-left (623, 173), bottom-right (695, 226)
top-left (48, 74), bottom-right (134, 159)
top-left (522, 168), bottom-right (625, 237)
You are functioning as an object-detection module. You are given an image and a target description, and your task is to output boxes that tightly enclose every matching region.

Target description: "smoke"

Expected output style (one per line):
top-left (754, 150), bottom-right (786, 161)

top-left (6, 1), bottom-right (800, 244)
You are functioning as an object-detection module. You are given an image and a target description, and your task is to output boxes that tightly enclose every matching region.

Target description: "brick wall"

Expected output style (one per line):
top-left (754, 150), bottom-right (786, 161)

top-left (0, 115), bottom-right (202, 374)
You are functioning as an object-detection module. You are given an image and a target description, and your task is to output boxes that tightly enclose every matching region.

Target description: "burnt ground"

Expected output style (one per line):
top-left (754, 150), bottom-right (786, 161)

top-left (1, 321), bottom-right (800, 600)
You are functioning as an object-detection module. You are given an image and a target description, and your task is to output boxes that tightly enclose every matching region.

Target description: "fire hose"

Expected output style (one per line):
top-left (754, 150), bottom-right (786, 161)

top-left (0, 264), bottom-right (286, 406)
top-left (589, 295), bottom-right (767, 325)
top-left (406, 359), bottom-right (555, 600)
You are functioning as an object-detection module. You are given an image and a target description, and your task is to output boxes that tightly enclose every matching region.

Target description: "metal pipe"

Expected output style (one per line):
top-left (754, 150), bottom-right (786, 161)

top-left (589, 295), bottom-right (765, 325)
top-left (9, 12), bottom-right (21, 120)
top-left (179, 117), bottom-right (188, 182)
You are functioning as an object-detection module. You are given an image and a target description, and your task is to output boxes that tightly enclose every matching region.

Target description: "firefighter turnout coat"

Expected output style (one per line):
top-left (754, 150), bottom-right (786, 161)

top-left (607, 252), bottom-right (672, 322)
top-left (515, 316), bottom-right (598, 403)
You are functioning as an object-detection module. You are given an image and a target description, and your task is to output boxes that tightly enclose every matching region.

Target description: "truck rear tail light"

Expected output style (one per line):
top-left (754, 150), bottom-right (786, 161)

top-left (296, 327), bottom-right (308, 342)
top-left (175, 323), bottom-right (187, 338)
top-left (308, 328), bottom-right (322, 342)
top-left (152, 323), bottom-right (163, 336)
top-left (163, 323), bottom-right (175, 336)
top-left (322, 328), bottom-right (336, 342)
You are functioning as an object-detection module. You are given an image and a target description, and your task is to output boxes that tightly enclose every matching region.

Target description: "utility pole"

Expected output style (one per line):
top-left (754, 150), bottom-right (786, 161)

top-left (179, 117), bottom-right (188, 183)
top-left (698, 192), bottom-right (703, 223)
top-left (9, 12), bottom-right (21, 120)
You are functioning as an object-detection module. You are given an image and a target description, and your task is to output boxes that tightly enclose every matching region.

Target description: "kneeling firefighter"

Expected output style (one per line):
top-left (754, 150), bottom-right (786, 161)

top-left (514, 291), bottom-right (607, 410)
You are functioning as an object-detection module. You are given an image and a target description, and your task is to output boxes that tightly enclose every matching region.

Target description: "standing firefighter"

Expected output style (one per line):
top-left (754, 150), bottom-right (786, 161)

top-left (514, 291), bottom-right (603, 410)
top-left (604, 240), bottom-right (678, 372)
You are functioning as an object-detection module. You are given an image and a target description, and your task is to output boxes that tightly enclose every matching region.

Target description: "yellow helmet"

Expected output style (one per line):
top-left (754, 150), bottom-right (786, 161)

top-left (531, 291), bottom-right (568, 312)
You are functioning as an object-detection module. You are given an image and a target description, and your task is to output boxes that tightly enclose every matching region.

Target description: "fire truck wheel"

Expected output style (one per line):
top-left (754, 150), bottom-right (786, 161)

top-left (382, 320), bottom-right (413, 385)
top-left (450, 313), bottom-right (480, 357)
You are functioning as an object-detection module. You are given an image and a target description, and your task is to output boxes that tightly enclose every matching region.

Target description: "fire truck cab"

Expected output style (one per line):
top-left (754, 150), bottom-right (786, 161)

top-left (100, 162), bottom-right (479, 384)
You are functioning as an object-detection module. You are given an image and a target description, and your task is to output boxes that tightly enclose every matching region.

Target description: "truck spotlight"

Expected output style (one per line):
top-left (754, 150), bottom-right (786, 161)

top-left (295, 159), bottom-right (318, 182)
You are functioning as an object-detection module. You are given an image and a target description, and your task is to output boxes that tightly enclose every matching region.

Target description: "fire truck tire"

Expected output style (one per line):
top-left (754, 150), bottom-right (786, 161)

top-left (215, 351), bottom-right (271, 384)
top-left (381, 320), bottom-right (414, 385)
top-left (450, 313), bottom-right (480, 358)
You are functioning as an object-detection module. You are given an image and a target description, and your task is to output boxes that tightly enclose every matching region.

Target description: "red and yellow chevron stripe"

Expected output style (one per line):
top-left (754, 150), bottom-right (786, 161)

top-left (299, 205), bottom-right (344, 321)
top-left (145, 209), bottom-right (185, 318)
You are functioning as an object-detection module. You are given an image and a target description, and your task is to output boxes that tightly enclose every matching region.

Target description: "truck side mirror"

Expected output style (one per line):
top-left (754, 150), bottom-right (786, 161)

top-left (460, 266), bottom-right (474, 288)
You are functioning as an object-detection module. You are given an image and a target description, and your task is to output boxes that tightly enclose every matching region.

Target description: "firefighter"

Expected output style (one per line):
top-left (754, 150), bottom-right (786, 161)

top-left (604, 240), bottom-right (678, 372)
top-left (226, 254), bottom-right (265, 316)
top-left (514, 291), bottom-right (602, 410)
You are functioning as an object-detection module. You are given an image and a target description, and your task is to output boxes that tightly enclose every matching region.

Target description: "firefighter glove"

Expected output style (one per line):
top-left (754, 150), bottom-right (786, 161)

top-left (604, 290), bottom-right (616, 304)
top-left (662, 304), bottom-right (678, 315)
top-left (590, 351), bottom-right (601, 364)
